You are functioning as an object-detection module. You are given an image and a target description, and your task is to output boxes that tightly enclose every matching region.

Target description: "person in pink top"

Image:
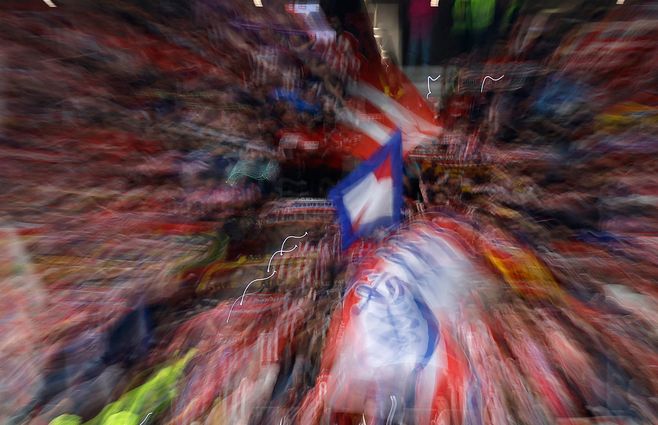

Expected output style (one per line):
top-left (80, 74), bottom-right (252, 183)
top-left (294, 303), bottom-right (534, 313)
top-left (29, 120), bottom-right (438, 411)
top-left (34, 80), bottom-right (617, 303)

top-left (407, 0), bottom-right (435, 66)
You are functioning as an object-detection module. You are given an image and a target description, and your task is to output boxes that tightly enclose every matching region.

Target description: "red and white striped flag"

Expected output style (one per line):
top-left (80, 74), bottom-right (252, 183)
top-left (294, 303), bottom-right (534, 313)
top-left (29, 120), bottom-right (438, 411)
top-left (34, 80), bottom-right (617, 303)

top-left (289, 5), bottom-right (442, 161)
top-left (334, 63), bottom-right (443, 160)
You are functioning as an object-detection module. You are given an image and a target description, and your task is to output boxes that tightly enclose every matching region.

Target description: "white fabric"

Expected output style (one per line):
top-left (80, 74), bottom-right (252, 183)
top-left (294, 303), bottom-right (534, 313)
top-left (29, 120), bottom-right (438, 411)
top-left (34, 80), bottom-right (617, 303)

top-left (347, 81), bottom-right (441, 153)
top-left (342, 173), bottom-right (393, 229)
top-left (335, 107), bottom-right (392, 146)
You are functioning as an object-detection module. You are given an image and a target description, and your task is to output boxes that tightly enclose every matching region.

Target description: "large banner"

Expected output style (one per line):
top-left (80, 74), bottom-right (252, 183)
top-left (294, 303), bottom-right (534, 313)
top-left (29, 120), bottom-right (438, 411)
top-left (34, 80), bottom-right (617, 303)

top-left (298, 219), bottom-right (485, 424)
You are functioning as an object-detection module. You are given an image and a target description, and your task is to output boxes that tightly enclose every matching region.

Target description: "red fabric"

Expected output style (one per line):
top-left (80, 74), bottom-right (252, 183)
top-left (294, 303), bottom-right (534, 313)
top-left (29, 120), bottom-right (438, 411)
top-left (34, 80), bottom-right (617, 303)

top-left (430, 326), bottom-right (470, 425)
top-left (329, 125), bottom-right (382, 160)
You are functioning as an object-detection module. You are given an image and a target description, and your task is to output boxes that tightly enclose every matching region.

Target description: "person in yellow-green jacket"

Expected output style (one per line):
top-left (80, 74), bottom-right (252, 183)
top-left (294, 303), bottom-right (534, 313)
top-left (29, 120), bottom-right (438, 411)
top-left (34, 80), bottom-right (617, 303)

top-left (50, 350), bottom-right (197, 425)
top-left (452, 0), bottom-right (496, 52)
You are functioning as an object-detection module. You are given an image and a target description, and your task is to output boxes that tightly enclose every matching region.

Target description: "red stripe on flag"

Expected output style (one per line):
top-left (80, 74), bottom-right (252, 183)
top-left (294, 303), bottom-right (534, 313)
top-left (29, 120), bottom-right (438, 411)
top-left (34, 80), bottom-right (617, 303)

top-left (373, 157), bottom-right (392, 181)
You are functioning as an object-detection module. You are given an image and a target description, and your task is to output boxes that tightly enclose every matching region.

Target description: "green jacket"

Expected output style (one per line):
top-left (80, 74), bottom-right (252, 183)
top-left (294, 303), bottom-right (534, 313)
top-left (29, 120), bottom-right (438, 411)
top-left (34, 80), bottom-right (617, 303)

top-left (50, 350), bottom-right (197, 425)
top-left (452, 0), bottom-right (496, 32)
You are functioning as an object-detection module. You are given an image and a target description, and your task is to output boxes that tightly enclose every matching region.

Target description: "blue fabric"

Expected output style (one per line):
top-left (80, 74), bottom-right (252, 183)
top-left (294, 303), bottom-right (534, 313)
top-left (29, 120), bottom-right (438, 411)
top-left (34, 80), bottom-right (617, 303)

top-left (578, 230), bottom-right (626, 245)
top-left (533, 76), bottom-right (587, 117)
top-left (329, 130), bottom-right (403, 250)
top-left (272, 88), bottom-right (321, 115)
top-left (414, 294), bottom-right (440, 367)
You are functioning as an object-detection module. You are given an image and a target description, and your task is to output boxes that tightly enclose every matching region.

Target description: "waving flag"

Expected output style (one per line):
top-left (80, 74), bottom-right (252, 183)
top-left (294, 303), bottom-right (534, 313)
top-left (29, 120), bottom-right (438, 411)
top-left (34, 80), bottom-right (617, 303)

top-left (286, 3), bottom-right (442, 161)
top-left (334, 64), bottom-right (443, 160)
top-left (329, 131), bottom-right (403, 250)
top-left (298, 220), bottom-right (486, 424)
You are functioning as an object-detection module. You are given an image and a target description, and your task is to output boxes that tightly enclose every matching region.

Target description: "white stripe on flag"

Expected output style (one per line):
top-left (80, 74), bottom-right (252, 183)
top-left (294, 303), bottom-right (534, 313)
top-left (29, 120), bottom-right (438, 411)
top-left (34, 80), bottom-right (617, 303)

top-left (335, 107), bottom-right (392, 145)
top-left (347, 81), bottom-right (441, 147)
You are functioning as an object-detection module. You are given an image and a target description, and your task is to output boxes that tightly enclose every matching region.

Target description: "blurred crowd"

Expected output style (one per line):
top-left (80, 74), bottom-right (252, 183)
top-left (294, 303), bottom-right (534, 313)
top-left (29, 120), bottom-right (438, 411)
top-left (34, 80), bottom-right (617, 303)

top-left (0, 0), bottom-right (657, 424)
